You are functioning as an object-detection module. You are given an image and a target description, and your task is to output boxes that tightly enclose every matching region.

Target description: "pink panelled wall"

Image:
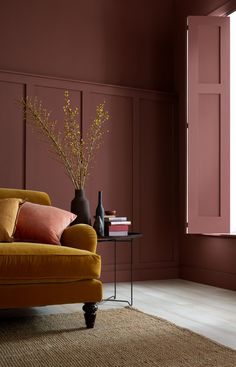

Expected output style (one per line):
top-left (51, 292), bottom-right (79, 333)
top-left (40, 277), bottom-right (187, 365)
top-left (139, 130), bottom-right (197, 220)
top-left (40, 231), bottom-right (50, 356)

top-left (4, 0), bottom-right (236, 289)
top-left (174, 0), bottom-right (236, 290)
top-left (0, 70), bottom-right (178, 282)
top-left (0, 0), bottom-right (178, 283)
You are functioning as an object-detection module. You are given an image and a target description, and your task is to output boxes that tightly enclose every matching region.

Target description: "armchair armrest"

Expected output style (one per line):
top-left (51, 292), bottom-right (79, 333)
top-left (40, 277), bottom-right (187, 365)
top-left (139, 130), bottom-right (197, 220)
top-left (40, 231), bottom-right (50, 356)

top-left (61, 224), bottom-right (97, 253)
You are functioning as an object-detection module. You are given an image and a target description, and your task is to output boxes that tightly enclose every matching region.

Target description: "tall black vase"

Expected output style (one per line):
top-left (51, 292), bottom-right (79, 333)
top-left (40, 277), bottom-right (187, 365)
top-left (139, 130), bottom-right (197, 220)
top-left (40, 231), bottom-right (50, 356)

top-left (94, 191), bottom-right (105, 236)
top-left (71, 189), bottom-right (91, 225)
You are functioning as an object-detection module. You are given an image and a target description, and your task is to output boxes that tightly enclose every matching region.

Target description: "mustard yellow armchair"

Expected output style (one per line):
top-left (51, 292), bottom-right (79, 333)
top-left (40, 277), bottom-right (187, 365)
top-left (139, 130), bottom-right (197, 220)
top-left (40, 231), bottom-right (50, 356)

top-left (0, 188), bottom-right (103, 328)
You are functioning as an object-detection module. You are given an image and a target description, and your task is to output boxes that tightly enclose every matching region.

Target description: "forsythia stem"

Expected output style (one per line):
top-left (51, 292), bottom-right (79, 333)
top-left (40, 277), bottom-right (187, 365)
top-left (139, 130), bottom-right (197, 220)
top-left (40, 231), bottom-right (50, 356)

top-left (20, 91), bottom-right (109, 189)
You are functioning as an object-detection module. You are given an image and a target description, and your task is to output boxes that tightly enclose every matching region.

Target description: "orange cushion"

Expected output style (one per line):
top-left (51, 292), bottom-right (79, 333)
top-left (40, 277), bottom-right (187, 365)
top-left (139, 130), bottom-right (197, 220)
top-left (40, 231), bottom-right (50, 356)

top-left (15, 202), bottom-right (76, 245)
top-left (0, 198), bottom-right (23, 242)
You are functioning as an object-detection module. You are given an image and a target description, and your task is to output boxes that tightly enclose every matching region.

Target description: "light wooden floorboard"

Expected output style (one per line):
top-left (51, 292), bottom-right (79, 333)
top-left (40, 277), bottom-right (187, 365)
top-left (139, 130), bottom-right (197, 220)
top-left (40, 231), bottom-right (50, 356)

top-left (1, 279), bottom-right (236, 350)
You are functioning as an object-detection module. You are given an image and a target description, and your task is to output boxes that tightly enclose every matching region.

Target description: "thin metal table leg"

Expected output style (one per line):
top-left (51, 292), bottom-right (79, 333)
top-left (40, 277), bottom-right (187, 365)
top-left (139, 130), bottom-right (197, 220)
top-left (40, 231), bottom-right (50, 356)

top-left (100, 237), bottom-right (137, 306)
top-left (131, 239), bottom-right (133, 306)
top-left (114, 240), bottom-right (117, 299)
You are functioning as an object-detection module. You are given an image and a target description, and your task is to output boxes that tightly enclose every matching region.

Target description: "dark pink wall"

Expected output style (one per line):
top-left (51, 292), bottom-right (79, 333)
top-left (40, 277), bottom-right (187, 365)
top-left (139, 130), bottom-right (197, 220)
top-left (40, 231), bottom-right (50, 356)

top-left (174, 0), bottom-right (236, 290)
top-left (0, 0), bottom-right (178, 283)
top-left (2, 0), bottom-right (235, 288)
top-left (0, 0), bottom-right (174, 91)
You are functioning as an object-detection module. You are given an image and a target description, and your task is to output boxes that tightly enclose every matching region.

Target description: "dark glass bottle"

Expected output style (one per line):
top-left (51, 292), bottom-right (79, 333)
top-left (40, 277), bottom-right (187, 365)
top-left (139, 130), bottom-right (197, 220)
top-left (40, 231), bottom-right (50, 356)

top-left (94, 191), bottom-right (105, 236)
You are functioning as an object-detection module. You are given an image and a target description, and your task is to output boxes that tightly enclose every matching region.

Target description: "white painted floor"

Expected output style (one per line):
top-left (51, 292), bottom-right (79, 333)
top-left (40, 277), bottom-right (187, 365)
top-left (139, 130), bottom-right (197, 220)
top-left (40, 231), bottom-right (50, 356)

top-left (1, 279), bottom-right (236, 350)
top-left (102, 279), bottom-right (236, 350)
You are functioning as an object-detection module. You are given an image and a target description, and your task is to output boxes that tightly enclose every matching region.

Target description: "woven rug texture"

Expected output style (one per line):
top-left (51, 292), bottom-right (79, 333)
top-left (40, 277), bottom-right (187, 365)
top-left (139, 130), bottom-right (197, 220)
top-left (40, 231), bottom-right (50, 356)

top-left (0, 307), bottom-right (236, 367)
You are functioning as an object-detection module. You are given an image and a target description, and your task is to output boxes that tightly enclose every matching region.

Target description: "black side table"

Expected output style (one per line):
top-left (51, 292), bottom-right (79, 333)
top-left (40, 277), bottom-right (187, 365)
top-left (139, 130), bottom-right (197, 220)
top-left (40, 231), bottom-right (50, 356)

top-left (98, 232), bottom-right (142, 306)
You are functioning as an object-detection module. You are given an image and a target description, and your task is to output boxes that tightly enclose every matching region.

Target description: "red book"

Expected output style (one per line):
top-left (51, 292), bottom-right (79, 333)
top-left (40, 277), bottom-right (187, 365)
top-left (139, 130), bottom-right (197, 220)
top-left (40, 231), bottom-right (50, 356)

top-left (108, 224), bottom-right (129, 231)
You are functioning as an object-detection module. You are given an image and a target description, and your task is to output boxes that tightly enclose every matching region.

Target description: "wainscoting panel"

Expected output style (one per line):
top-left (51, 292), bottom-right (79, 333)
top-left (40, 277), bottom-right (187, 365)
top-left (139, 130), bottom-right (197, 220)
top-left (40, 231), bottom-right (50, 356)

top-left (139, 98), bottom-right (178, 264)
top-left (83, 88), bottom-right (134, 281)
top-left (0, 70), bottom-right (178, 282)
top-left (0, 79), bottom-right (25, 188)
top-left (84, 91), bottom-right (133, 219)
top-left (25, 83), bottom-right (83, 209)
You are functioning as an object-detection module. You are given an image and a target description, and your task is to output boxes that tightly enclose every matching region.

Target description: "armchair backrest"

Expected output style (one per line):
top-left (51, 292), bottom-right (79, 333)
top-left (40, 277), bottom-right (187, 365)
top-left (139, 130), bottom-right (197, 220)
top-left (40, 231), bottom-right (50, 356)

top-left (0, 188), bottom-right (51, 206)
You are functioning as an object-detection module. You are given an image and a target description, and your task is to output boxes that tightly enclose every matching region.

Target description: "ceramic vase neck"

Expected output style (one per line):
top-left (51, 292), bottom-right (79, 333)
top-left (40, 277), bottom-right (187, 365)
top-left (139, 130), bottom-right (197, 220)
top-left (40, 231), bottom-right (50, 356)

top-left (75, 189), bottom-right (85, 197)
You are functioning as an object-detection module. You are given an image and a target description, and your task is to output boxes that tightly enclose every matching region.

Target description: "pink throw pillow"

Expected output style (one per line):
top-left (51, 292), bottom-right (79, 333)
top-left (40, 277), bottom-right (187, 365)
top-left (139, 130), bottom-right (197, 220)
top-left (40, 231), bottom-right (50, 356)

top-left (15, 202), bottom-right (77, 245)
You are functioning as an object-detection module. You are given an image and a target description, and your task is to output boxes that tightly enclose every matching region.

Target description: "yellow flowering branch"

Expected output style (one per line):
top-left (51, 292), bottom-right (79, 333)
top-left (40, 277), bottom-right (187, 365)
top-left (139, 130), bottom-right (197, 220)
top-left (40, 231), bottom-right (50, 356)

top-left (20, 91), bottom-right (109, 189)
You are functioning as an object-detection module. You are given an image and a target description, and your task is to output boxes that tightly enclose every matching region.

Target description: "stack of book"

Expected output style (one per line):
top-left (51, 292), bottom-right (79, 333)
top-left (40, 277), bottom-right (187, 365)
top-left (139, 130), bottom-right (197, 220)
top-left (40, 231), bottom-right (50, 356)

top-left (104, 215), bottom-right (131, 236)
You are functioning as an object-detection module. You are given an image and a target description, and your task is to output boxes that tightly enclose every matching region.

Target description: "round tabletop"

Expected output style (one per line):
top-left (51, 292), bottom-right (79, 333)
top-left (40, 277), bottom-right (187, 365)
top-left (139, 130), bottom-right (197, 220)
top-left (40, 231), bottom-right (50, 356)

top-left (97, 232), bottom-right (142, 242)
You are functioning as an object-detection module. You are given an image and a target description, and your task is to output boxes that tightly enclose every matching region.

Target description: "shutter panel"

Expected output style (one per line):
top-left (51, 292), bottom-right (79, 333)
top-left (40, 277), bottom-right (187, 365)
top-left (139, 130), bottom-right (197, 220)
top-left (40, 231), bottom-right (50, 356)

top-left (187, 16), bottom-right (230, 233)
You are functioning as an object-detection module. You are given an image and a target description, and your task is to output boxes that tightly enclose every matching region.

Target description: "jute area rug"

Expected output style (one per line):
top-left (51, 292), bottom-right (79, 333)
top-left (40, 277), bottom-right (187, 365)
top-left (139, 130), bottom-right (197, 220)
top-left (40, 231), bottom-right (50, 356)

top-left (0, 307), bottom-right (236, 367)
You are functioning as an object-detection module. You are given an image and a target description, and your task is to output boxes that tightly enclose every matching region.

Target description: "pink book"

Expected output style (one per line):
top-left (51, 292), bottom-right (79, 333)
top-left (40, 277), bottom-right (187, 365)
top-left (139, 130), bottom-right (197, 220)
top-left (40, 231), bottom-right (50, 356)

top-left (108, 225), bottom-right (129, 231)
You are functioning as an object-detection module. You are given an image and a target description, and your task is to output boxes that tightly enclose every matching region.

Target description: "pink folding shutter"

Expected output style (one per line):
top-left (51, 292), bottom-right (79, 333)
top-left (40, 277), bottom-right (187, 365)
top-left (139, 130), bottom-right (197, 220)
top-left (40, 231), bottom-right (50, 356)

top-left (187, 16), bottom-right (230, 233)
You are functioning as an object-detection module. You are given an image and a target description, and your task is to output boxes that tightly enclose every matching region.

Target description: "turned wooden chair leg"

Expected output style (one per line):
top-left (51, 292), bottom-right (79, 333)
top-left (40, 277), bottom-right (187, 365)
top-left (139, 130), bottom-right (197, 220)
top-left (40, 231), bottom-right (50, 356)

top-left (83, 303), bottom-right (98, 329)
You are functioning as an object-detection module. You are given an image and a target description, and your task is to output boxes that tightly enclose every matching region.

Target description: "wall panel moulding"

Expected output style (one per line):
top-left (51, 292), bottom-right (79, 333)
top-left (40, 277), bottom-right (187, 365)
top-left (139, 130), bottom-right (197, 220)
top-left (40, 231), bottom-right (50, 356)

top-left (0, 70), bottom-right (178, 282)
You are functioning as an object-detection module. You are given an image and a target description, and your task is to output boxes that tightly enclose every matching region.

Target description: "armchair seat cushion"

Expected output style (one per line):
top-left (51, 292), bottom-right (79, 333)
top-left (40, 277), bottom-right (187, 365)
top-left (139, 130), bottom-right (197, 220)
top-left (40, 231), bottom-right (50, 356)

top-left (0, 243), bottom-right (101, 284)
